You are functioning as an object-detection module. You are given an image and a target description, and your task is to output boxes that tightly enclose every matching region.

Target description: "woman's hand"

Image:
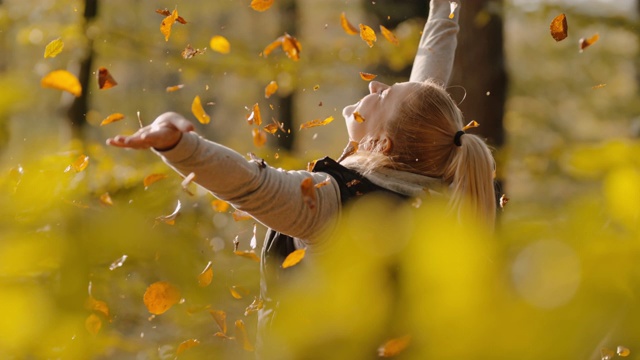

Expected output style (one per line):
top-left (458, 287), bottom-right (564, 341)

top-left (106, 112), bottom-right (195, 151)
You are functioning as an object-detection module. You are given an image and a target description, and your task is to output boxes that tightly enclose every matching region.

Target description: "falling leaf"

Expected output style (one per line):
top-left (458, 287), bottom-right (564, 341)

top-left (250, 0), bottom-right (274, 12)
top-left (314, 176), bottom-right (332, 189)
top-left (353, 111), bottom-right (365, 123)
top-left (100, 113), bottom-right (125, 126)
top-left (313, 85), bottom-right (320, 91)
top-left (550, 13), bottom-right (568, 42)
top-left (181, 172), bottom-right (196, 195)
top-left (85, 296), bottom-right (110, 318)
top-left (177, 339), bottom-right (200, 355)
top-left (359, 24), bottom-right (376, 47)
top-left (448, 1), bottom-right (459, 19)
top-left (99, 192), bottom-right (114, 206)
top-left (299, 116), bottom-right (334, 130)
top-left (601, 348), bottom-right (615, 360)
top-left (166, 84), bottom-right (184, 92)
top-left (109, 254), bottom-right (128, 271)
top-left (359, 72), bottom-right (377, 81)
top-left (210, 310), bottom-right (228, 334)
top-left (97, 67), bottom-right (118, 89)
top-left (143, 173), bottom-right (167, 188)
top-left (85, 313), bottom-right (102, 336)
top-left (235, 320), bottom-right (254, 352)
top-left (281, 33), bottom-right (302, 61)
top-left (210, 35), bottom-right (231, 54)
top-left (156, 201), bottom-right (182, 226)
top-left (617, 346), bottom-right (631, 357)
top-left (64, 154), bottom-right (89, 173)
top-left (282, 248), bottom-right (306, 268)
top-left (340, 12), bottom-right (359, 35)
top-left (462, 120), bottom-right (480, 131)
top-left (499, 194), bottom-right (509, 210)
top-left (579, 33), bottom-right (599, 52)
top-left (234, 250), bottom-right (261, 262)
top-left (265, 81), bottom-right (278, 98)
top-left (591, 83), bottom-right (606, 90)
top-left (244, 296), bottom-right (264, 316)
top-left (143, 281), bottom-right (181, 315)
top-left (192, 95), bottom-right (211, 124)
top-left (263, 118), bottom-right (284, 135)
top-left (41, 70), bottom-right (82, 97)
top-left (246, 103), bottom-right (262, 126)
top-left (232, 210), bottom-right (252, 221)
top-left (198, 261), bottom-right (214, 287)
top-left (263, 38), bottom-right (282, 57)
top-left (44, 38), bottom-right (64, 58)
top-left (155, 8), bottom-right (187, 24)
top-left (380, 25), bottom-right (399, 46)
top-left (378, 335), bottom-right (412, 357)
top-left (211, 199), bottom-right (230, 212)
top-left (252, 128), bottom-right (267, 148)
top-left (300, 177), bottom-right (316, 209)
top-left (160, 8), bottom-right (179, 41)
top-left (229, 286), bottom-right (244, 299)
top-left (181, 44), bottom-right (207, 59)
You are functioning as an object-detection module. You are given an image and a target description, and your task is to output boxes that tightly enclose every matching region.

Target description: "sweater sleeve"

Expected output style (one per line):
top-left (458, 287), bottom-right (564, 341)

top-left (409, 0), bottom-right (460, 85)
top-left (154, 132), bottom-right (342, 244)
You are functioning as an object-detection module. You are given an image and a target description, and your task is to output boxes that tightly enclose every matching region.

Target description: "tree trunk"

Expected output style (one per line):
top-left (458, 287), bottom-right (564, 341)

top-left (66, 0), bottom-right (98, 141)
top-left (274, 0), bottom-right (297, 152)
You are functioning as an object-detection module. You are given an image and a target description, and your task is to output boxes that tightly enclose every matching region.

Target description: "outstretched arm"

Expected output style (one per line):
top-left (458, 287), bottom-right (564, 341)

top-left (409, 0), bottom-right (460, 85)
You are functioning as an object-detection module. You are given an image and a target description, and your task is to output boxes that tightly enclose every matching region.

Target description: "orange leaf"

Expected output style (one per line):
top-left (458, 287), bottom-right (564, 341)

top-left (143, 173), bottom-right (167, 188)
top-left (99, 192), bottom-right (114, 206)
top-left (64, 154), bottom-right (89, 173)
top-left (166, 84), bottom-right (184, 92)
top-left (210, 35), bottom-right (231, 54)
top-left (244, 296), bottom-right (264, 316)
top-left (210, 310), bottom-right (228, 334)
top-left (41, 70), bottom-right (82, 97)
top-left (340, 12), bottom-right (359, 35)
top-left (235, 320), bottom-right (254, 352)
top-left (359, 24), bottom-right (377, 47)
top-left (250, 0), bottom-right (274, 12)
top-left (160, 8), bottom-right (179, 41)
top-left (314, 175), bottom-right (332, 189)
top-left (85, 313), bottom-right (102, 336)
top-left (211, 199), bottom-right (230, 212)
top-left (44, 38), bottom-right (64, 58)
top-left (229, 286), bottom-right (243, 299)
top-left (282, 33), bottom-right (302, 61)
top-left (85, 296), bottom-right (110, 318)
top-left (192, 95), bottom-right (211, 124)
top-left (579, 33), bottom-right (599, 52)
top-left (378, 335), bottom-right (412, 357)
top-left (198, 261), bottom-right (213, 287)
top-left (143, 281), bottom-right (181, 315)
top-left (300, 177), bottom-right (316, 209)
top-left (264, 80), bottom-right (278, 98)
top-left (263, 118), bottom-right (284, 135)
top-left (359, 72), bottom-right (377, 81)
top-left (246, 103), bottom-right (262, 126)
top-left (100, 113), bottom-right (125, 126)
top-left (299, 116), bottom-right (334, 130)
top-left (282, 248), bottom-right (306, 268)
top-left (177, 339), bottom-right (200, 355)
top-left (97, 67), bottom-right (118, 89)
top-left (234, 250), bottom-right (261, 262)
top-left (380, 25), bottom-right (399, 46)
top-left (252, 128), bottom-right (267, 148)
top-left (262, 37), bottom-right (283, 57)
top-left (181, 44), bottom-right (206, 59)
top-left (550, 13), bottom-right (568, 42)
top-left (353, 111), bottom-right (365, 123)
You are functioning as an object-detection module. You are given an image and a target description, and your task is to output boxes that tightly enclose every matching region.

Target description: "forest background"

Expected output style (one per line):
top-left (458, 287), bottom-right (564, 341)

top-left (0, 0), bottom-right (639, 359)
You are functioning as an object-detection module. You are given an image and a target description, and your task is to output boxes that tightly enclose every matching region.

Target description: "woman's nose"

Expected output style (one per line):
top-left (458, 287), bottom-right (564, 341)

top-left (369, 81), bottom-right (387, 94)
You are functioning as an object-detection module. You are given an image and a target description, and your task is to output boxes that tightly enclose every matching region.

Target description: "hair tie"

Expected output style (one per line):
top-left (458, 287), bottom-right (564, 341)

top-left (453, 130), bottom-right (465, 147)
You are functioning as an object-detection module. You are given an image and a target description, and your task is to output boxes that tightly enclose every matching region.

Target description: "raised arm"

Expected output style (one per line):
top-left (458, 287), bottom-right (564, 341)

top-left (409, 0), bottom-right (460, 85)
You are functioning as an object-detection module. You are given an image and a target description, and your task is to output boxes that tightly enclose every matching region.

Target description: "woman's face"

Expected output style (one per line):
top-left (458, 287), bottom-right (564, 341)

top-left (343, 81), bottom-right (419, 143)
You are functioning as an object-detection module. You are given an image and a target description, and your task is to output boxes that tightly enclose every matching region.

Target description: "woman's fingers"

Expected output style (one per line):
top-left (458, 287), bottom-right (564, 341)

top-left (106, 112), bottom-right (195, 150)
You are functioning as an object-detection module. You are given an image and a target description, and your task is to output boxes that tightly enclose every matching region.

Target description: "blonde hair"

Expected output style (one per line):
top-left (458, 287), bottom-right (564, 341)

top-left (344, 80), bottom-right (496, 228)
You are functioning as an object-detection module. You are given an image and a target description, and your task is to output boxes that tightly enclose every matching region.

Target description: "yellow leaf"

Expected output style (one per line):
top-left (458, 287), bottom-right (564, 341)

top-left (250, 0), bottom-right (274, 12)
top-left (210, 310), bottom-right (227, 334)
top-left (85, 313), bottom-right (102, 336)
top-left (64, 154), bottom-right (89, 173)
top-left (143, 173), bottom-right (167, 188)
top-left (100, 113), bottom-right (125, 126)
top-left (340, 12), bottom-right (359, 35)
top-left (99, 192), bottom-right (113, 206)
top-left (97, 67), bottom-right (118, 89)
top-left (252, 128), bottom-right (267, 148)
top-left (378, 335), bottom-right (412, 357)
top-left (380, 25), bottom-right (399, 46)
top-left (550, 13), bottom-right (568, 42)
top-left (85, 296), bottom-right (110, 318)
top-left (41, 70), bottom-right (82, 97)
top-left (282, 248), bottom-right (306, 268)
top-left (210, 35), bottom-right (231, 54)
top-left (143, 281), bottom-right (181, 315)
top-left (353, 111), bottom-right (365, 123)
top-left (359, 72), bottom-right (377, 81)
top-left (192, 95), bottom-right (211, 124)
top-left (299, 116), bottom-right (334, 130)
top-left (359, 24), bottom-right (377, 47)
top-left (230, 285), bottom-right (249, 299)
top-left (234, 250), bottom-right (260, 262)
top-left (246, 103), bottom-right (262, 126)
top-left (160, 8), bottom-right (179, 41)
top-left (617, 346), bottom-right (631, 357)
top-left (579, 33), bottom-right (599, 52)
top-left (44, 38), bottom-right (64, 58)
top-left (177, 339), bottom-right (200, 355)
top-left (197, 261), bottom-right (213, 287)
top-left (235, 320), bottom-right (254, 352)
top-left (264, 80), bottom-right (278, 98)
top-left (211, 199), bottom-right (230, 212)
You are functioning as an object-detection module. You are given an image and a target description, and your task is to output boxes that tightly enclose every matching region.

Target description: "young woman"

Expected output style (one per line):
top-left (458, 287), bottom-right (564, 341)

top-left (107, 0), bottom-right (495, 351)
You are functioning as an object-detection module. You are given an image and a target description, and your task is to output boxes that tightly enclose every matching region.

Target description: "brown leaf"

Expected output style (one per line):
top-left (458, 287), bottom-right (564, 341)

top-left (340, 12), bottom-right (359, 35)
top-left (250, 0), bottom-right (274, 12)
top-left (198, 261), bottom-right (213, 287)
top-left (181, 44), bottom-right (206, 59)
top-left (282, 248), bottom-right (306, 268)
top-left (143, 173), bottom-right (167, 188)
top-left (359, 24), bottom-right (377, 47)
top-left (100, 113), bottom-right (125, 126)
top-left (41, 70), bottom-right (82, 97)
top-left (85, 313), bottom-right (102, 336)
top-left (143, 281), bottom-right (181, 315)
top-left (155, 8), bottom-right (187, 24)
top-left (579, 33), bottom-right (599, 52)
top-left (177, 339), bottom-right (200, 355)
top-left (264, 80), bottom-right (278, 98)
top-left (299, 116), bottom-right (334, 130)
top-left (378, 335), bottom-right (412, 357)
top-left (550, 13), bottom-right (568, 42)
top-left (97, 67), bottom-right (118, 89)
top-left (379, 25), bottom-right (399, 46)
top-left (359, 72), bottom-right (377, 81)
top-left (235, 320), bottom-right (254, 352)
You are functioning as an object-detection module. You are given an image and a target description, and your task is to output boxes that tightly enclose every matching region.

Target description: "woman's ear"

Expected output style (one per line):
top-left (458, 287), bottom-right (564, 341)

top-left (380, 136), bottom-right (393, 155)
